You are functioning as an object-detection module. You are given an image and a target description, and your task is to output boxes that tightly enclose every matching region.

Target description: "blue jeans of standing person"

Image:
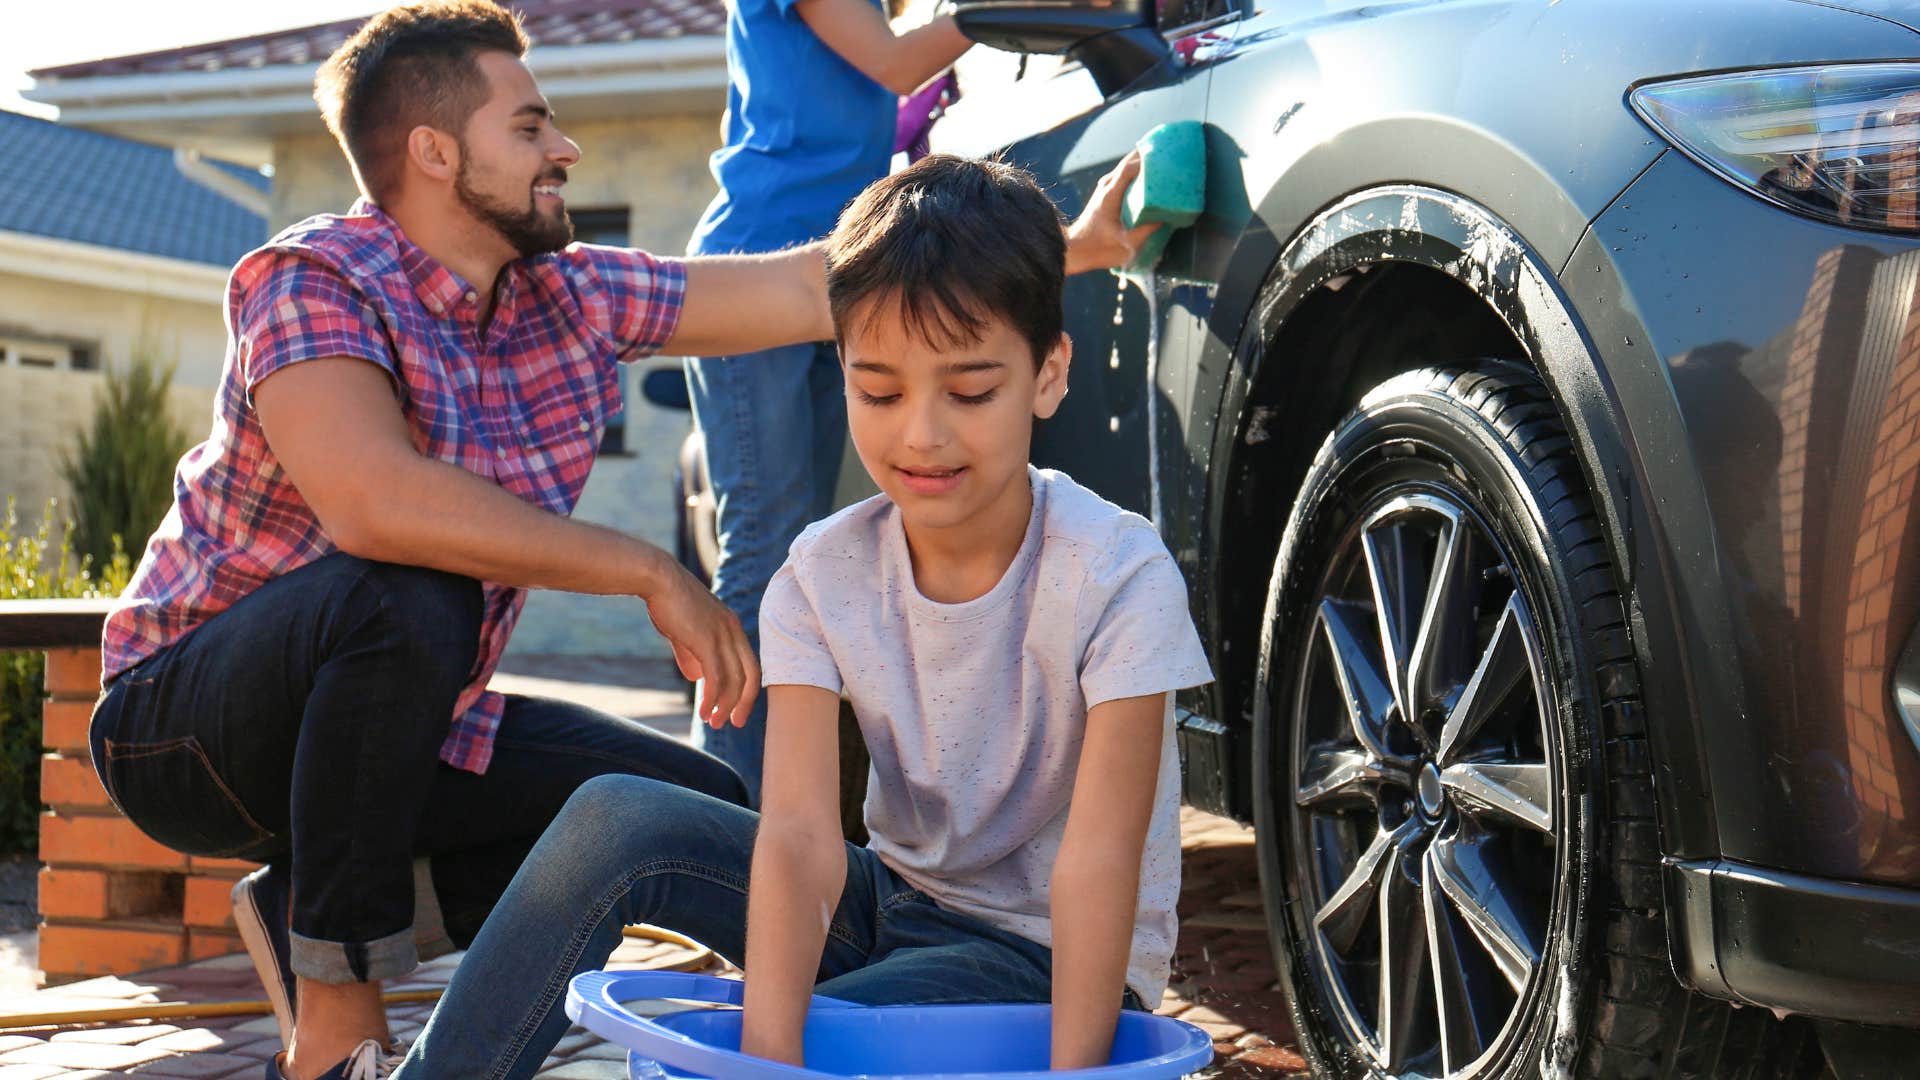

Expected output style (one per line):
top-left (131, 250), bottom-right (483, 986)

top-left (685, 341), bottom-right (846, 802)
top-left (88, 553), bottom-right (747, 984)
top-left (392, 773), bottom-right (1140, 1080)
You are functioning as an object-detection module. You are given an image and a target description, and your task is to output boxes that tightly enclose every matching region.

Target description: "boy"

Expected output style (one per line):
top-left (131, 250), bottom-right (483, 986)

top-left (390, 154), bottom-right (1206, 1077)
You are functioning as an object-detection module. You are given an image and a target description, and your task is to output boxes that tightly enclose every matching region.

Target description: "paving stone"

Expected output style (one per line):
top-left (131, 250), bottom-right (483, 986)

top-left (537, 1059), bottom-right (627, 1079)
top-left (221, 1037), bottom-right (279, 1064)
top-left (0, 1038), bottom-right (172, 1070)
top-left (49, 1023), bottom-right (182, 1045)
top-left (569, 1040), bottom-right (627, 1061)
top-left (550, 1030), bottom-right (599, 1058)
top-left (48, 977), bottom-right (165, 1002)
top-left (1232, 1044), bottom-right (1309, 1070)
top-left (126, 1050), bottom-right (263, 1078)
top-left (1181, 910), bottom-right (1267, 931)
top-left (228, 1016), bottom-right (283, 1038)
top-left (141, 1028), bottom-right (264, 1055)
top-left (188, 955), bottom-right (257, 974)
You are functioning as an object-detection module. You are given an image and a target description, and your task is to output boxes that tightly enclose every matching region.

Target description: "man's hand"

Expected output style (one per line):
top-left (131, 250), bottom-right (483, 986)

top-left (1065, 149), bottom-right (1165, 276)
top-left (645, 563), bottom-right (761, 729)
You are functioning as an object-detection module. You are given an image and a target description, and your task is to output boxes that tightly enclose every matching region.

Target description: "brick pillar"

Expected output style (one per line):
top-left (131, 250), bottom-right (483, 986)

top-left (34, 645), bottom-right (258, 984)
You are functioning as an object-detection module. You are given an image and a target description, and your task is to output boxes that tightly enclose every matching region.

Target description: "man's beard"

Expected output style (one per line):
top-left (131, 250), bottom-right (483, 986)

top-left (454, 156), bottom-right (573, 258)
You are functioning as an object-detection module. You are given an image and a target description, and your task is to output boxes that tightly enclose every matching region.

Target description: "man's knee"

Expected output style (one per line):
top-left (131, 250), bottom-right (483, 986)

top-left (325, 555), bottom-right (484, 680)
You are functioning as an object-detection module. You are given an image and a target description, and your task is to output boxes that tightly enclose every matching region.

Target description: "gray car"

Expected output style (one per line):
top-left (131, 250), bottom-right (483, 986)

top-left (912, 0), bottom-right (1920, 1076)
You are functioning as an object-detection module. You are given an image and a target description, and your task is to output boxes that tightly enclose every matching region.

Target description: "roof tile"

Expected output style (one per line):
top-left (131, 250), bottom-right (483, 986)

top-left (0, 110), bottom-right (268, 267)
top-left (31, 0), bottom-right (724, 81)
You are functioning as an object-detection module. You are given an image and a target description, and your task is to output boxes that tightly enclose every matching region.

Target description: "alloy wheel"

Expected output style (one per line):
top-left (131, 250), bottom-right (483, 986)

top-left (1288, 489), bottom-right (1558, 1078)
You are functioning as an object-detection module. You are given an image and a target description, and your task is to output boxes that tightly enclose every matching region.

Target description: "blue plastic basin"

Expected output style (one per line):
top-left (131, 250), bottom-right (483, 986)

top-left (566, 970), bottom-right (1215, 1080)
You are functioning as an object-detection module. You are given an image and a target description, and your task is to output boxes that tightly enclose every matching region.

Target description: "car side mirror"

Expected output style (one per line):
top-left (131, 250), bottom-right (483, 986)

top-left (954, 0), bottom-right (1169, 97)
top-left (640, 366), bottom-right (690, 411)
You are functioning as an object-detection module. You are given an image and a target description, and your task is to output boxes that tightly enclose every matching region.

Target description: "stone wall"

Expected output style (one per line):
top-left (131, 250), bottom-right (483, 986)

top-left (0, 268), bottom-right (231, 392)
top-left (0, 366), bottom-right (212, 536)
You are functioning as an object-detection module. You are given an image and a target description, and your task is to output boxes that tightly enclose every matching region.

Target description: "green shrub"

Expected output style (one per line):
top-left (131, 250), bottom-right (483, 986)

top-left (0, 500), bottom-right (129, 854)
top-left (60, 350), bottom-right (192, 570)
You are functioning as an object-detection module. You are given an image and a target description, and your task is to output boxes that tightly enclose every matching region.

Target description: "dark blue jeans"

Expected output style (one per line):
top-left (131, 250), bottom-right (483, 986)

top-left (89, 553), bottom-right (747, 984)
top-left (393, 774), bottom-right (1140, 1080)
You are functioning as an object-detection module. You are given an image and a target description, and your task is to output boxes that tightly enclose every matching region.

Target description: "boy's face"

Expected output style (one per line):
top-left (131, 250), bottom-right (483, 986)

top-left (842, 302), bottom-right (1070, 537)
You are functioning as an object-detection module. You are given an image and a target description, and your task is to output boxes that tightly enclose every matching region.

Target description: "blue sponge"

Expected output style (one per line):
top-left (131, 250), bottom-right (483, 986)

top-left (1118, 121), bottom-right (1207, 278)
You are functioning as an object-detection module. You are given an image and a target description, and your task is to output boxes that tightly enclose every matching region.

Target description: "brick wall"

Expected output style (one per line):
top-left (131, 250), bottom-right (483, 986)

top-left (35, 646), bottom-right (256, 985)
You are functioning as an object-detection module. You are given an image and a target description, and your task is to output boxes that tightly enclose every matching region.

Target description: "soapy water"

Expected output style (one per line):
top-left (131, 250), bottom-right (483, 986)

top-left (1108, 270), bottom-right (1168, 531)
top-left (1143, 270), bottom-right (1165, 531)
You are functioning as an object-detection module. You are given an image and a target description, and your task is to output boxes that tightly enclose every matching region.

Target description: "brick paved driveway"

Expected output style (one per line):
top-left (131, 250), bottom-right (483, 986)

top-left (0, 809), bottom-right (1306, 1079)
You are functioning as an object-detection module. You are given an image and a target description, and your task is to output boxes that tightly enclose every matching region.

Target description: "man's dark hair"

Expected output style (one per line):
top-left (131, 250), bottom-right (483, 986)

top-left (314, 1), bottom-right (529, 203)
top-left (826, 154), bottom-right (1066, 367)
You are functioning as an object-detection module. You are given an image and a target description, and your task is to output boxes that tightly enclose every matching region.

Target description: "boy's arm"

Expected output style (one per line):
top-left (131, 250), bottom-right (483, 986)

top-left (1049, 691), bottom-right (1168, 1070)
top-left (742, 683), bottom-right (850, 1066)
top-left (663, 152), bottom-right (1157, 357)
top-left (795, 0), bottom-right (971, 96)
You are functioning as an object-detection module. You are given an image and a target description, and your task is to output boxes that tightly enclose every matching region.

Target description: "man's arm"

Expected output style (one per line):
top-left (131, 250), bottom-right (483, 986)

top-left (252, 357), bottom-right (759, 728)
top-left (741, 684), bottom-right (849, 1066)
top-left (795, 0), bottom-right (971, 96)
top-left (1049, 691), bottom-right (1167, 1069)
top-left (663, 152), bottom-right (1158, 357)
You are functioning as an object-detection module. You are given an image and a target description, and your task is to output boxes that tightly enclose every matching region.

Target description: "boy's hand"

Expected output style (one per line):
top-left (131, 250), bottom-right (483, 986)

top-left (645, 561), bottom-right (761, 728)
top-left (1064, 149), bottom-right (1164, 276)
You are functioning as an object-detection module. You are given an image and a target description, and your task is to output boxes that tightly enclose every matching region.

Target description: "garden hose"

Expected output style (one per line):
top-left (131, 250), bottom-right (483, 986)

top-left (0, 924), bottom-right (712, 1031)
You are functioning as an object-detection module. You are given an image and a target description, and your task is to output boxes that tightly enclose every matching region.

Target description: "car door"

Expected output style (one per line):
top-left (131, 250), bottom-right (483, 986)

top-left (930, 0), bottom-right (1238, 523)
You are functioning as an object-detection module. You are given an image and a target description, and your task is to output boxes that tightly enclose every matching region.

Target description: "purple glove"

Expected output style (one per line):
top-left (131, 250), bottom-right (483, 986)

top-left (894, 71), bottom-right (960, 160)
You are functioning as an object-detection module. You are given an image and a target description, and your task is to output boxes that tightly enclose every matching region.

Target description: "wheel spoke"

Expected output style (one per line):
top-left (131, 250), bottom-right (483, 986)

top-left (1423, 846), bottom-right (1487, 1073)
top-left (1314, 825), bottom-right (1399, 954)
top-left (1361, 522), bottom-right (1421, 741)
top-left (1443, 761), bottom-right (1553, 833)
top-left (1408, 515), bottom-right (1479, 726)
top-left (1436, 594), bottom-right (1532, 766)
top-left (1376, 832), bottom-right (1429, 1072)
top-left (1318, 599), bottom-right (1397, 760)
top-left (1429, 832), bottom-right (1540, 995)
top-left (1297, 745), bottom-right (1398, 809)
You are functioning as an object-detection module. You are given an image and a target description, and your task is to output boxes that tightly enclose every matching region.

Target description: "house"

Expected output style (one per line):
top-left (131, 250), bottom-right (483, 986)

top-left (22, 0), bottom-right (730, 659)
top-left (0, 108), bottom-right (262, 528)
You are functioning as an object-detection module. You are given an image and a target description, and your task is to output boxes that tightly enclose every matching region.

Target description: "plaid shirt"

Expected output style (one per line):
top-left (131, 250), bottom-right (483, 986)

top-left (102, 200), bottom-right (686, 773)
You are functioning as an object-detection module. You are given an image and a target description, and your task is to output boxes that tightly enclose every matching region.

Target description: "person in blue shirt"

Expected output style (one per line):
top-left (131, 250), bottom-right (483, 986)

top-left (684, 0), bottom-right (973, 800)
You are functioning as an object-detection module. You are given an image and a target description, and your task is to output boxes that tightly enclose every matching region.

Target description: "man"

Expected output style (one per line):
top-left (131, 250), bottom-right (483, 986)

top-left (87, 3), bottom-right (1150, 1079)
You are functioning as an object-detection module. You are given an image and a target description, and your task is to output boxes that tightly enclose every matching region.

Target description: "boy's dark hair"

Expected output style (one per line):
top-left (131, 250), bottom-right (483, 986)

top-left (826, 154), bottom-right (1065, 367)
top-left (314, 1), bottom-right (529, 203)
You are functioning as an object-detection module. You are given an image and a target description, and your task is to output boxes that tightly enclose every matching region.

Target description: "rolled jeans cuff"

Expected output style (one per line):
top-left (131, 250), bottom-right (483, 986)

top-left (290, 925), bottom-right (416, 984)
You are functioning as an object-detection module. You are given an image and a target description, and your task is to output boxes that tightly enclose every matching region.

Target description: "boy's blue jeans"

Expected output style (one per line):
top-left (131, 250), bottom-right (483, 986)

top-left (684, 342), bottom-right (846, 803)
top-left (392, 774), bottom-right (1139, 1080)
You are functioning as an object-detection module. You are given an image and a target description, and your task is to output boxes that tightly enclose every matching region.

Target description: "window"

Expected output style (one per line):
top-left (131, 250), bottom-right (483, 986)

top-left (570, 209), bottom-right (634, 455)
top-left (1157, 0), bottom-right (1236, 33)
top-left (0, 335), bottom-right (88, 371)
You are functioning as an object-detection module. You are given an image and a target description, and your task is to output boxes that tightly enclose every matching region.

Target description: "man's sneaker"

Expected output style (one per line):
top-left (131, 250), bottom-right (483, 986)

top-left (232, 863), bottom-right (297, 1049)
top-left (265, 1039), bottom-right (406, 1080)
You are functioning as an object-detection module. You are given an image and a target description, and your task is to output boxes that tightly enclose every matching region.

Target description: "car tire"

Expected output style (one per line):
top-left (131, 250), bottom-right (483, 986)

top-left (1250, 361), bottom-right (1823, 1079)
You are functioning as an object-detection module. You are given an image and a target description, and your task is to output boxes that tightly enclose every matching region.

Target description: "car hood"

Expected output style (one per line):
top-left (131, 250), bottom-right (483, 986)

top-left (1787, 0), bottom-right (1920, 34)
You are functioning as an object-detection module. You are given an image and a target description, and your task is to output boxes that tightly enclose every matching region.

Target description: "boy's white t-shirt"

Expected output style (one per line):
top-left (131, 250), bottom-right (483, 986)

top-left (759, 466), bottom-right (1213, 1003)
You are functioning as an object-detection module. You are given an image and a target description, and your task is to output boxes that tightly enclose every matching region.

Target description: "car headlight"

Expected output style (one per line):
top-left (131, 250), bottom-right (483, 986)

top-left (1630, 63), bottom-right (1920, 234)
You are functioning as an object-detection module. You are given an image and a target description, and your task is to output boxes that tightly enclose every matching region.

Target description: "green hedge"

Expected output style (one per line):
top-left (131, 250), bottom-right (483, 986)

top-left (0, 500), bottom-right (128, 855)
top-left (60, 351), bottom-right (191, 571)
